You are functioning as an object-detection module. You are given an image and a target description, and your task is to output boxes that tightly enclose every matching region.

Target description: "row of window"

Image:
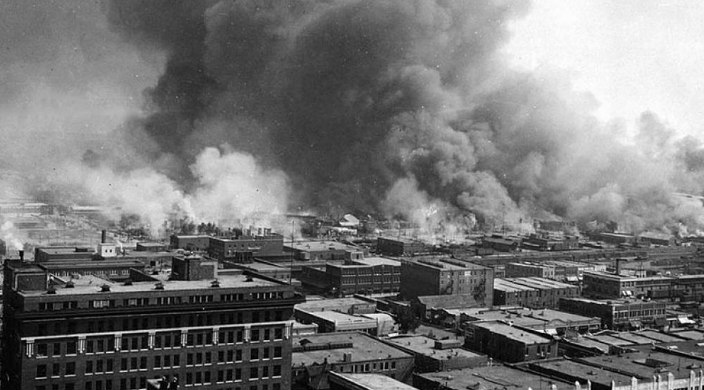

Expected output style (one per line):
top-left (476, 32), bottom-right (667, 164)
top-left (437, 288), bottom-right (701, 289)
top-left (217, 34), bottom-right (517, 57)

top-left (36, 292), bottom-right (288, 312)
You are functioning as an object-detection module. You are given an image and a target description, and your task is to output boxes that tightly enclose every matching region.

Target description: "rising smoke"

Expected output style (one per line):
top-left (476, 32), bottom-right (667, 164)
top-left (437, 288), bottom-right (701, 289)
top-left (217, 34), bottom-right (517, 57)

top-left (3, 0), bottom-right (704, 238)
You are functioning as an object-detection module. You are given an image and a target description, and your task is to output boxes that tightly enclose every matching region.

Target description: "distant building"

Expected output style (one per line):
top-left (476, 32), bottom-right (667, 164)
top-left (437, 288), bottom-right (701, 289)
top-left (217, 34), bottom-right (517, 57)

top-left (135, 242), bottom-right (168, 252)
top-left (296, 297), bottom-right (376, 316)
top-left (493, 277), bottom-right (580, 309)
top-left (638, 232), bottom-right (675, 246)
top-left (208, 233), bottom-right (285, 263)
top-left (465, 321), bottom-right (558, 363)
top-left (291, 332), bottom-right (414, 390)
top-left (505, 262), bottom-right (556, 279)
top-left (400, 258), bottom-right (493, 307)
top-left (376, 237), bottom-right (425, 256)
top-left (286, 240), bottom-right (363, 261)
top-left (597, 232), bottom-right (636, 246)
top-left (482, 236), bottom-right (520, 252)
top-left (559, 297), bottom-right (667, 330)
top-left (582, 271), bottom-right (673, 299)
top-left (384, 335), bottom-right (487, 372)
top-left (299, 257), bottom-right (401, 295)
top-left (169, 234), bottom-right (210, 251)
top-left (461, 307), bottom-right (601, 335)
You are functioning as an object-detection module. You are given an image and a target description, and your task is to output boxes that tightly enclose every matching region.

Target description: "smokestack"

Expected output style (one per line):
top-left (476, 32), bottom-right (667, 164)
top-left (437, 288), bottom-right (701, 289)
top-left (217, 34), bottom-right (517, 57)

top-left (615, 258), bottom-right (622, 275)
top-left (101, 230), bottom-right (107, 244)
top-left (18, 250), bottom-right (24, 261)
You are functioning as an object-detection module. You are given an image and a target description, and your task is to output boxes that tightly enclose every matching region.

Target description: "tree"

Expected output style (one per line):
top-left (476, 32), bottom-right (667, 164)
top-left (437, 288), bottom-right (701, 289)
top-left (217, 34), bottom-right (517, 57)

top-left (396, 309), bottom-right (421, 333)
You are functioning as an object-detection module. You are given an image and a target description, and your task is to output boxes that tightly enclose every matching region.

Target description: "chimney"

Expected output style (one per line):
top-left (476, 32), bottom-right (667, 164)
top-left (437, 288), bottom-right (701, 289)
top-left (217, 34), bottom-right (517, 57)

top-left (101, 230), bottom-right (107, 244)
top-left (18, 250), bottom-right (24, 261)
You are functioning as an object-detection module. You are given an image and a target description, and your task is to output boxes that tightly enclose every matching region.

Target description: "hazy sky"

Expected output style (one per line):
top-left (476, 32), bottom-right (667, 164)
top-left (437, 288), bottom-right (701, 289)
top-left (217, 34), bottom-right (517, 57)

top-left (505, 0), bottom-right (704, 136)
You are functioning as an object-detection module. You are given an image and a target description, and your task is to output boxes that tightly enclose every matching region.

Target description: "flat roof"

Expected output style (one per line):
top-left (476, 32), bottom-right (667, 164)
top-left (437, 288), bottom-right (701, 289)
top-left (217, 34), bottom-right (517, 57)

top-left (669, 330), bottom-right (704, 340)
top-left (582, 271), bottom-right (672, 282)
top-left (589, 334), bottom-right (634, 347)
top-left (20, 272), bottom-right (283, 297)
top-left (472, 322), bottom-right (553, 344)
top-left (635, 331), bottom-right (687, 343)
top-left (532, 359), bottom-right (633, 387)
top-left (329, 373), bottom-right (416, 390)
top-left (286, 240), bottom-right (360, 252)
top-left (410, 259), bottom-right (488, 271)
top-left (386, 335), bottom-right (484, 359)
top-left (292, 332), bottom-right (411, 367)
top-left (563, 336), bottom-right (612, 353)
top-left (494, 279), bottom-right (537, 292)
top-left (507, 277), bottom-right (577, 289)
top-left (305, 311), bottom-right (376, 324)
top-left (417, 365), bottom-right (572, 390)
top-left (580, 351), bottom-right (704, 379)
top-left (610, 332), bottom-right (661, 345)
top-left (353, 257), bottom-right (401, 267)
top-left (296, 297), bottom-right (373, 312)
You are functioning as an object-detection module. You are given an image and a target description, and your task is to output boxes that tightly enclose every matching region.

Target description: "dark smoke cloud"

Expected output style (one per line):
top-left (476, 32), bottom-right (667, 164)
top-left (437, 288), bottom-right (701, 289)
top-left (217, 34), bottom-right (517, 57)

top-left (5, 0), bottom-right (704, 238)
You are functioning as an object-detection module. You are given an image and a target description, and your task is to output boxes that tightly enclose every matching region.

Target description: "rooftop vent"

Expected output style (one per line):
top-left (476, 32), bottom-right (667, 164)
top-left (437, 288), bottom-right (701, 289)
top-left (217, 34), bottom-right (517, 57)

top-left (123, 279), bottom-right (133, 286)
top-left (211, 279), bottom-right (220, 288)
top-left (65, 280), bottom-right (75, 288)
top-left (245, 276), bottom-right (254, 282)
top-left (100, 284), bottom-right (111, 292)
top-left (155, 282), bottom-right (164, 290)
top-left (47, 285), bottom-right (56, 294)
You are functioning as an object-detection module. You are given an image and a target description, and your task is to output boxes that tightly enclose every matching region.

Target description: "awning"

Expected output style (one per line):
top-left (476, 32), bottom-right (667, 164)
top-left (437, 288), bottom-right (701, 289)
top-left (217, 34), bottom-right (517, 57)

top-left (543, 328), bottom-right (558, 335)
top-left (629, 320), bottom-right (643, 328)
top-left (678, 317), bottom-right (696, 324)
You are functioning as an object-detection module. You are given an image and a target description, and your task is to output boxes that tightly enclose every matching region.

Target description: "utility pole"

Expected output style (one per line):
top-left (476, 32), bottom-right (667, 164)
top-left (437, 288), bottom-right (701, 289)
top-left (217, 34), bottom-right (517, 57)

top-left (289, 220), bottom-right (294, 285)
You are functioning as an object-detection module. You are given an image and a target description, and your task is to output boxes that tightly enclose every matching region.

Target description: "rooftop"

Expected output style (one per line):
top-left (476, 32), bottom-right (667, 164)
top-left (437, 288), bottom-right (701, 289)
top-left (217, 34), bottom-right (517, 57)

top-left (353, 257), bottom-right (401, 267)
top-left (635, 330), bottom-right (687, 343)
top-left (471, 322), bottom-right (554, 344)
top-left (386, 335), bottom-right (484, 359)
top-left (296, 297), bottom-right (373, 312)
top-left (292, 332), bottom-right (411, 367)
top-left (19, 271), bottom-right (284, 297)
top-left (417, 365), bottom-right (572, 390)
top-left (506, 277), bottom-right (577, 290)
top-left (409, 258), bottom-right (488, 271)
top-left (329, 372), bottom-right (417, 390)
top-left (286, 240), bottom-right (360, 252)
top-left (493, 279), bottom-right (537, 293)
top-left (304, 310), bottom-right (377, 325)
top-left (579, 350), bottom-right (704, 379)
top-left (532, 359), bottom-right (633, 387)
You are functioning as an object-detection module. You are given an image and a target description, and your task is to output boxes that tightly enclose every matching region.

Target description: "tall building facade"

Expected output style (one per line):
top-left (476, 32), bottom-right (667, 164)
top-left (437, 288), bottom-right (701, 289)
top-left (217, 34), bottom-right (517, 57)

top-left (2, 255), bottom-right (304, 390)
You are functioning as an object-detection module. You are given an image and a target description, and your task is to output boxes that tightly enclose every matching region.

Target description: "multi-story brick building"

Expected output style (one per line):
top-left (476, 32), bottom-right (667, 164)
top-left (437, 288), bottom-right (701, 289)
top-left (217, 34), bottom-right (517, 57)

top-left (299, 257), bottom-right (401, 295)
top-left (493, 277), bottom-right (580, 309)
top-left (559, 297), bottom-right (667, 330)
top-left (1, 255), bottom-right (304, 390)
top-left (399, 259), bottom-right (493, 307)
top-left (375, 237), bottom-right (425, 257)
top-left (208, 234), bottom-right (285, 263)
top-left (582, 271), bottom-right (673, 299)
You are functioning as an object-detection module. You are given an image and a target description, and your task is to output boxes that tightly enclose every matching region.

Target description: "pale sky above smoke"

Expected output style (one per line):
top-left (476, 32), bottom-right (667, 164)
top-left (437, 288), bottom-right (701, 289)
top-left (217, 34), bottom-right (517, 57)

top-left (504, 0), bottom-right (704, 136)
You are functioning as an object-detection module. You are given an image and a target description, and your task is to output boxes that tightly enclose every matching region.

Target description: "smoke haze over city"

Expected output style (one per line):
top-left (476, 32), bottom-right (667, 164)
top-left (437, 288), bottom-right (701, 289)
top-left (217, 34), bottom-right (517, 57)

top-left (2, 0), bottom-right (704, 237)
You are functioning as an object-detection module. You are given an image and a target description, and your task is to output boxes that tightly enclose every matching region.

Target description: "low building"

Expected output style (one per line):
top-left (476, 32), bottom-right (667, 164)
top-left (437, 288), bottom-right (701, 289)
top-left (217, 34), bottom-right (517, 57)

top-left (294, 310), bottom-right (379, 334)
top-left (376, 237), bottom-right (425, 256)
top-left (638, 232), bottom-right (675, 247)
top-left (296, 297), bottom-right (376, 315)
top-left (384, 335), bottom-right (487, 372)
top-left (462, 307), bottom-right (601, 335)
top-left (291, 332), bottom-right (414, 390)
top-left (482, 236), bottom-right (520, 252)
top-left (559, 297), bottom-right (667, 330)
top-left (465, 321), bottom-right (559, 363)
